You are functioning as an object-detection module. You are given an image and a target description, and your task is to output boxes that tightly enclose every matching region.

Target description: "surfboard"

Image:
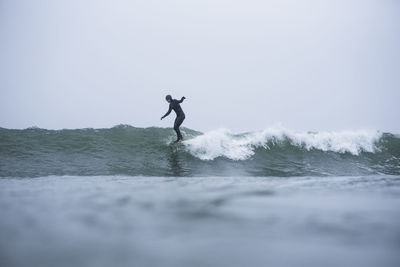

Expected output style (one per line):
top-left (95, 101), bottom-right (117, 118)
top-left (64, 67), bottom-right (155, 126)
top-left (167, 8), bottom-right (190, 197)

top-left (169, 140), bottom-right (183, 145)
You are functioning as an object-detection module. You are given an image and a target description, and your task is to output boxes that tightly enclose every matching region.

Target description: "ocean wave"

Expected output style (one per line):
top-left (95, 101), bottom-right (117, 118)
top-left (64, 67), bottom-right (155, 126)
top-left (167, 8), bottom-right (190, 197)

top-left (183, 127), bottom-right (383, 160)
top-left (0, 125), bottom-right (399, 177)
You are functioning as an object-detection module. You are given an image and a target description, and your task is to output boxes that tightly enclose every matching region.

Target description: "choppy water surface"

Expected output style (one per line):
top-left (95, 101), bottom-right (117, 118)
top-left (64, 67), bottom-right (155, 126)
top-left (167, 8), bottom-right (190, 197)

top-left (1, 175), bottom-right (400, 267)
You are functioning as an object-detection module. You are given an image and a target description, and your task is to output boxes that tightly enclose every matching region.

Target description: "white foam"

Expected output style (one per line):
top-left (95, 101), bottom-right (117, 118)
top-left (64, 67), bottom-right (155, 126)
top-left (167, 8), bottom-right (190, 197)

top-left (183, 127), bottom-right (382, 160)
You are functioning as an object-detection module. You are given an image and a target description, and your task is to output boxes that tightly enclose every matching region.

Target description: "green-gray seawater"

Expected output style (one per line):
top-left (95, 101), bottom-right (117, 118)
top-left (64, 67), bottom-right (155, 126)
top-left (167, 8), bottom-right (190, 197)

top-left (1, 126), bottom-right (400, 267)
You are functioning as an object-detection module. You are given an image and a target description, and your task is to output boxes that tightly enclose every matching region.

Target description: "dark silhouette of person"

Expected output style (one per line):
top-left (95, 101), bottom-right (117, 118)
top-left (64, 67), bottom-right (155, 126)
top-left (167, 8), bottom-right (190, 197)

top-left (161, 95), bottom-right (186, 142)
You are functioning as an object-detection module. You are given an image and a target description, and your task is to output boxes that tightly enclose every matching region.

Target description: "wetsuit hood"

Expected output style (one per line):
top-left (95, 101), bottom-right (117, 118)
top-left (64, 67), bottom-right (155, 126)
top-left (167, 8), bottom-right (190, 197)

top-left (165, 95), bottom-right (172, 101)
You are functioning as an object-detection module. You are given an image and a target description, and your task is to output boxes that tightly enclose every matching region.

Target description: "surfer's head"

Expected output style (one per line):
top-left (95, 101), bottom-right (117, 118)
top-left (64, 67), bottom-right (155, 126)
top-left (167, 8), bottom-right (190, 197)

top-left (165, 95), bottom-right (172, 103)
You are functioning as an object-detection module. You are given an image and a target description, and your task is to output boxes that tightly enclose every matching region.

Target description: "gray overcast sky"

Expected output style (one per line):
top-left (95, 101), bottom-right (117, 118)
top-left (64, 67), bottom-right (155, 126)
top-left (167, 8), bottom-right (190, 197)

top-left (1, 0), bottom-right (399, 133)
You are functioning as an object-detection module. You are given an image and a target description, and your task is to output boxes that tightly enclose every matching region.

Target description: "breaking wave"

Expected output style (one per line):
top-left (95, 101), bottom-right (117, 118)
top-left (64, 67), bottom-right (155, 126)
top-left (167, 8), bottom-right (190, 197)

top-left (0, 125), bottom-right (399, 177)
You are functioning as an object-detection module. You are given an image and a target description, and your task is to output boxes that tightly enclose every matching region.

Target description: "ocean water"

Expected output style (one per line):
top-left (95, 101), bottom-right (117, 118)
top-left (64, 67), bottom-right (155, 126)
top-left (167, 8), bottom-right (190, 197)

top-left (1, 125), bottom-right (399, 177)
top-left (1, 126), bottom-right (400, 267)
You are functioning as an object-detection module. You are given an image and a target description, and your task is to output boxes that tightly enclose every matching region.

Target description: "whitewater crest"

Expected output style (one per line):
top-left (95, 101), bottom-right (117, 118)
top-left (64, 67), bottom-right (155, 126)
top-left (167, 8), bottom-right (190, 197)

top-left (183, 127), bottom-right (382, 160)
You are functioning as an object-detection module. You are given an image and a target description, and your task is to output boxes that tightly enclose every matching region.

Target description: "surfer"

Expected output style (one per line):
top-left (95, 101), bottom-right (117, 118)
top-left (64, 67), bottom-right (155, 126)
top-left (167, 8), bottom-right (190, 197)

top-left (161, 95), bottom-right (186, 142)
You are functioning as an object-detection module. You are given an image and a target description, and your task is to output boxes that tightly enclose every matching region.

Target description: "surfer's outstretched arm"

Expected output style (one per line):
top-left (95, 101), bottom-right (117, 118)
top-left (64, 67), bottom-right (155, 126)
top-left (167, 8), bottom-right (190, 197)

top-left (178, 96), bottom-right (186, 103)
top-left (161, 104), bottom-right (172, 120)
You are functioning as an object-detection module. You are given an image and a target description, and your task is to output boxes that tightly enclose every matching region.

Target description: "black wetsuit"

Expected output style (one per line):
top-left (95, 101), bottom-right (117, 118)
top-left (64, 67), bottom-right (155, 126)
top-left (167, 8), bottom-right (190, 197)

top-left (162, 97), bottom-right (186, 141)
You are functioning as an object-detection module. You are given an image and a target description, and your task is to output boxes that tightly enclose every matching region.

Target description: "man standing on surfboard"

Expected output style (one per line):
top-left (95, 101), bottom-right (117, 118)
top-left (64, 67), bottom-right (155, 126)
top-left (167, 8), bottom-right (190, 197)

top-left (161, 95), bottom-right (186, 143)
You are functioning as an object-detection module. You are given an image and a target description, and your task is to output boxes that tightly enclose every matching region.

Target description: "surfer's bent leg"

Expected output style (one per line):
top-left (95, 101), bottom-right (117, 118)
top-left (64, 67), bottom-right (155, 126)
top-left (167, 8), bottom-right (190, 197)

top-left (174, 115), bottom-right (185, 141)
